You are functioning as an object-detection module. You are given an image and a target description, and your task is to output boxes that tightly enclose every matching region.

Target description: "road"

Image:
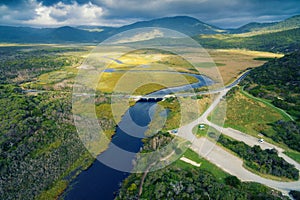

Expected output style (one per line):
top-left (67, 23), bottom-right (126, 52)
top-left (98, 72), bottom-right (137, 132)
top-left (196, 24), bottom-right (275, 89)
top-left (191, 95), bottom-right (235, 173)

top-left (176, 75), bottom-right (300, 195)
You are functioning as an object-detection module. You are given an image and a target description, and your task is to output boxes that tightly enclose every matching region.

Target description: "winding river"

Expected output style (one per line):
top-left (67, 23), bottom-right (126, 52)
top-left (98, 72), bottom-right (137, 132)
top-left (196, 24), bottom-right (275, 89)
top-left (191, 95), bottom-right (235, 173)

top-left (63, 72), bottom-right (213, 200)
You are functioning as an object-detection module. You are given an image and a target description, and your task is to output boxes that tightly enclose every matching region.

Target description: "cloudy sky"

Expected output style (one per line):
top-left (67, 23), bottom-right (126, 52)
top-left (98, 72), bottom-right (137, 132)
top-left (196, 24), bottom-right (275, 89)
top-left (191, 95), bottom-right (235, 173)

top-left (0, 0), bottom-right (299, 28)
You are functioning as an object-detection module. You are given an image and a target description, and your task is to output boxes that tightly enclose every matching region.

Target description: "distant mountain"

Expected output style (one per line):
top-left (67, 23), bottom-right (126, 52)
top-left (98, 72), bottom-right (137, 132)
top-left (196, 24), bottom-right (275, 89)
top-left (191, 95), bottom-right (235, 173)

top-left (0, 26), bottom-right (102, 43)
top-left (233, 15), bottom-right (300, 34)
top-left (0, 15), bottom-right (299, 43)
top-left (0, 16), bottom-right (226, 43)
top-left (110, 16), bottom-right (226, 36)
top-left (46, 26), bottom-right (98, 42)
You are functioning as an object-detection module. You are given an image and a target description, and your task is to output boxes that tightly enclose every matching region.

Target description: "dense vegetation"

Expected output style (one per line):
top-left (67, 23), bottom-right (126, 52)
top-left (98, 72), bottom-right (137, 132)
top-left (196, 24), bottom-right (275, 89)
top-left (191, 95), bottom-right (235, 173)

top-left (265, 121), bottom-right (300, 152)
top-left (0, 84), bottom-right (95, 199)
top-left (116, 166), bottom-right (288, 200)
top-left (0, 46), bottom-right (117, 199)
top-left (0, 46), bottom-right (83, 84)
top-left (218, 135), bottom-right (299, 180)
top-left (116, 130), bottom-right (289, 199)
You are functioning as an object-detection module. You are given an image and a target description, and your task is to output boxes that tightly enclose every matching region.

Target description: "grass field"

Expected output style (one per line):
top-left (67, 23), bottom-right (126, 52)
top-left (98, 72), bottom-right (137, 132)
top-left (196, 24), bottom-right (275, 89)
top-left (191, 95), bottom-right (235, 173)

top-left (211, 87), bottom-right (283, 136)
top-left (21, 45), bottom-right (283, 93)
top-left (24, 48), bottom-right (203, 95)
top-left (240, 87), bottom-right (294, 121)
top-left (97, 71), bottom-right (199, 94)
top-left (172, 148), bottom-right (229, 182)
top-left (106, 49), bottom-right (199, 74)
top-left (95, 48), bottom-right (282, 89)
top-left (204, 49), bottom-right (283, 85)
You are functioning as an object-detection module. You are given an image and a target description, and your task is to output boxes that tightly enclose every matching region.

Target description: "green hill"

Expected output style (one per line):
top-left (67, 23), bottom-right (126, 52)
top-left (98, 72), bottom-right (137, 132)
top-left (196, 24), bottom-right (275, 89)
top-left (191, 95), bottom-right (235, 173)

top-left (242, 51), bottom-right (300, 103)
top-left (233, 15), bottom-right (300, 34)
top-left (241, 51), bottom-right (300, 151)
top-left (196, 28), bottom-right (300, 53)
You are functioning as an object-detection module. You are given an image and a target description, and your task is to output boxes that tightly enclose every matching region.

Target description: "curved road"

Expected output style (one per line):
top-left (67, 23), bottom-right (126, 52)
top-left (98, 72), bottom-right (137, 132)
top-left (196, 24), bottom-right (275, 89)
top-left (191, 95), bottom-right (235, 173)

top-left (176, 74), bottom-right (300, 195)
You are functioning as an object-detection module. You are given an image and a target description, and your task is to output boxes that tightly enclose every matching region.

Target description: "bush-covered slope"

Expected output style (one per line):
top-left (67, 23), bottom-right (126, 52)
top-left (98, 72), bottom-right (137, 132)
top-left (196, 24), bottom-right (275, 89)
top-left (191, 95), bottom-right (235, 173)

top-left (196, 28), bottom-right (300, 53)
top-left (242, 51), bottom-right (300, 119)
top-left (241, 51), bottom-right (300, 152)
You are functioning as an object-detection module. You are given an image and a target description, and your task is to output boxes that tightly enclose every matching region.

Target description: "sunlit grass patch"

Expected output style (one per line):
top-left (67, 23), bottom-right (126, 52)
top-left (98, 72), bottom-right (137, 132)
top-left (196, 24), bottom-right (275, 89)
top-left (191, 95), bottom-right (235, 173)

top-left (210, 87), bottom-right (283, 136)
top-left (172, 148), bottom-right (229, 182)
top-left (204, 49), bottom-right (283, 85)
top-left (96, 72), bottom-right (199, 94)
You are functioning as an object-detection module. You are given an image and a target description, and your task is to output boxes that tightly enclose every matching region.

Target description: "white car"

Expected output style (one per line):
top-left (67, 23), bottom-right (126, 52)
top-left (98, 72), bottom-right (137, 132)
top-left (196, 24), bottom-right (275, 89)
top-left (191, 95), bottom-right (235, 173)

top-left (258, 138), bottom-right (264, 143)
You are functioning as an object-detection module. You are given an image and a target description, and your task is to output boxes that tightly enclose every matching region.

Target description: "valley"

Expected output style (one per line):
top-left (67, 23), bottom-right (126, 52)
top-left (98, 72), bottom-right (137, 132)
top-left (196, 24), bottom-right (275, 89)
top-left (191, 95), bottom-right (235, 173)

top-left (0, 12), bottom-right (299, 200)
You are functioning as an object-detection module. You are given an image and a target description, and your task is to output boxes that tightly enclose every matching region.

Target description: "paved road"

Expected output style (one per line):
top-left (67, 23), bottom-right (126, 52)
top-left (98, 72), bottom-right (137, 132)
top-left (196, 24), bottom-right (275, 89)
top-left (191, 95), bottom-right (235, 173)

top-left (176, 84), bottom-right (300, 195)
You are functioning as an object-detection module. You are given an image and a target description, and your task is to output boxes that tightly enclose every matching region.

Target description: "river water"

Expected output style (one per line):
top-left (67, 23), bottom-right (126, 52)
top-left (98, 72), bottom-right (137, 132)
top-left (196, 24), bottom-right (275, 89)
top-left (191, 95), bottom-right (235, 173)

top-left (63, 73), bottom-right (213, 200)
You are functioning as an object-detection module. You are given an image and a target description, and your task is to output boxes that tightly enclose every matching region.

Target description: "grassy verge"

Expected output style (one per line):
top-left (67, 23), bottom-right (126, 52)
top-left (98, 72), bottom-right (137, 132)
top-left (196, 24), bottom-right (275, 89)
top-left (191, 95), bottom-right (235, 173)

top-left (238, 87), bottom-right (300, 160)
top-left (172, 148), bottom-right (229, 182)
top-left (284, 151), bottom-right (300, 164)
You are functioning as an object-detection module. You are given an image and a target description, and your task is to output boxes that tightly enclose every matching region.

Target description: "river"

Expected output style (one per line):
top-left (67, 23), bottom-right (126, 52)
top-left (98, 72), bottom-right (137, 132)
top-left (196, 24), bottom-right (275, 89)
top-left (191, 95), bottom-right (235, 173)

top-left (63, 73), bottom-right (213, 200)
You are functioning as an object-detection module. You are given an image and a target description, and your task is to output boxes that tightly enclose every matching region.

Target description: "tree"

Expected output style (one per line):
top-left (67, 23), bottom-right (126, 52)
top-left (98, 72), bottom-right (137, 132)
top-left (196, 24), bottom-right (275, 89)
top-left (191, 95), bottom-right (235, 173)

top-left (225, 176), bottom-right (241, 188)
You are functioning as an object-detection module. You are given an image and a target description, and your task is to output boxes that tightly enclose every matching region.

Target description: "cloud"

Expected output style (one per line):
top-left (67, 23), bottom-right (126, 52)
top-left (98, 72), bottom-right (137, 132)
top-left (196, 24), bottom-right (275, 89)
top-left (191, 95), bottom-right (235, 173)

top-left (24, 1), bottom-right (103, 26)
top-left (93, 0), bottom-right (300, 27)
top-left (0, 0), bottom-right (299, 28)
top-left (0, 0), bottom-right (114, 27)
top-left (26, 1), bottom-right (104, 26)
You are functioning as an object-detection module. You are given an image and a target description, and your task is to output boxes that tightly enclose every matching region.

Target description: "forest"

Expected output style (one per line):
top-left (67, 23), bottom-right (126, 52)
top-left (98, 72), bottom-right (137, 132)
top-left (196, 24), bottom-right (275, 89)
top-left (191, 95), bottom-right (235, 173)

top-left (0, 46), bottom-right (117, 199)
top-left (0, 84), bottom-right (95, 199)
top-left (116, 166), bottom-right (288, 200)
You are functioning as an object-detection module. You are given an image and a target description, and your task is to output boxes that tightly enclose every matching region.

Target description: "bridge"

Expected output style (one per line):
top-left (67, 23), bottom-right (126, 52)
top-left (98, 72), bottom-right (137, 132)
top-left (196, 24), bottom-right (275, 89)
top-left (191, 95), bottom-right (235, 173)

top-left (131, 94), bottom-right (176, 102)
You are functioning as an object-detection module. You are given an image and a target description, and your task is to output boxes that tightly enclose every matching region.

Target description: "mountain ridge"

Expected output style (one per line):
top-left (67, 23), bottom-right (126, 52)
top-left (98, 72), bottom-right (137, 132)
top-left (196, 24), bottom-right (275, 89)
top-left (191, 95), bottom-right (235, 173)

top-left (233, 15), bottom-right (300, 33)
top-left (0, 15), bottom-right (299, 43)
